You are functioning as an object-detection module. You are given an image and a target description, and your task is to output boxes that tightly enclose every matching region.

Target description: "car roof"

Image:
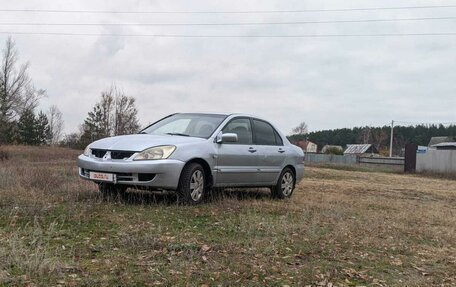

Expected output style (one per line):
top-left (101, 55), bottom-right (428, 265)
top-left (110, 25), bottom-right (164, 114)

top-left (164, 112), bottom-right (288, 140)
top-left (178, 112), bottom-right (260, 118)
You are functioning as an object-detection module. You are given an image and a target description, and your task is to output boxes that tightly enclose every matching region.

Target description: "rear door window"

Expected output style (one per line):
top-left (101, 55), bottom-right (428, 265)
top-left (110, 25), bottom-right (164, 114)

top-left (274, 129), bottom-right (283, 146)
top-left (252, 119), bottom-right (281, 146)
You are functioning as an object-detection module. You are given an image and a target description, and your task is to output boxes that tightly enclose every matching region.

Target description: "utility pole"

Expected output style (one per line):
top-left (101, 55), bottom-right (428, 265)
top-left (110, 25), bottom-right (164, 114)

top-left (389, 120), bottom-right (394, 157)
top-left (304, 135), bottom-right (308, 160)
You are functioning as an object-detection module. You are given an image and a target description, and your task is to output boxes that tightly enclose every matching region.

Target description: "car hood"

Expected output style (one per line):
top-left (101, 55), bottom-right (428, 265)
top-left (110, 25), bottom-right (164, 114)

top-left (89, 134), bottom-right (206, 151)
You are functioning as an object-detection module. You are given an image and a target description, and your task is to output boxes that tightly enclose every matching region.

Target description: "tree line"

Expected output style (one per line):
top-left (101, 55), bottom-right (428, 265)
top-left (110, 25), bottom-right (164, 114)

top-left (288, 124), bottom-right (456, 155)
top-left (0, 37), bottom-right (140, 148)
top-left (62, 85), bottom-right (140, 149)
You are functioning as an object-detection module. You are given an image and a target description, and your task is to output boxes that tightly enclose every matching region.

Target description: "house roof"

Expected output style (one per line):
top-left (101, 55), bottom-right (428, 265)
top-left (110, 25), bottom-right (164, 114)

top-left (295, 140), bottom-right (317, 150)
top-left (344, 144), bottom-right (374, 154)
top-left (432, 142), bottom-right (456, 148)
top-left (428, 136), bottom-right (455, 147)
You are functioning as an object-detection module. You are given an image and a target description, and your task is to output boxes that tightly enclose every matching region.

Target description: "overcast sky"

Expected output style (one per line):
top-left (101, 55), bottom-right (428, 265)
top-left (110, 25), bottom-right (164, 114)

top-left (1, 0), bottom-right (455, 134)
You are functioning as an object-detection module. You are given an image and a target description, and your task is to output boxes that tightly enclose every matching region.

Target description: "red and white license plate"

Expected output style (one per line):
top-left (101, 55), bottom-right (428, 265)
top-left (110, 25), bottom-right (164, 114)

top-left (89, 172), bottom-right (116, 182)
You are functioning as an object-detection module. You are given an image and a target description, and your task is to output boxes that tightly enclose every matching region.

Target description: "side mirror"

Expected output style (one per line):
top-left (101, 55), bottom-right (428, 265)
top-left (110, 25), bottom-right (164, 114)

top-left (217, 133), bottom-right (238, 143)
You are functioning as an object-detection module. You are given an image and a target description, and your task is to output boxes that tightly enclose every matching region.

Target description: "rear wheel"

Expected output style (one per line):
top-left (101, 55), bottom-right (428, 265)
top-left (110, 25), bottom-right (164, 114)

top-left (99, 183), bottom-right (127, 200)
top-left (177, 163), bottom-right (207, 204)
top-left (271, 168), bottom-right (295, 199)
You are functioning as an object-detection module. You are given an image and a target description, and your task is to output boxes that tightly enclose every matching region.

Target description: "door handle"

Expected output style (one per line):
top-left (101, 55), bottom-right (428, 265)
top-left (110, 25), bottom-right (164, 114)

top-left (248, 147), bottom-right (257, 153)
top-left (278, 149), bottom-right (285, 153)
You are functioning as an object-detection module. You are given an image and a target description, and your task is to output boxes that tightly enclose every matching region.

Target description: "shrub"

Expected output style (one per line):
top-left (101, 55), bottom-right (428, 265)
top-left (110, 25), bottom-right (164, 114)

top-left (324, 147), bottom-right (344, 155)
top-left (0, 149), bottom-right (9, 161)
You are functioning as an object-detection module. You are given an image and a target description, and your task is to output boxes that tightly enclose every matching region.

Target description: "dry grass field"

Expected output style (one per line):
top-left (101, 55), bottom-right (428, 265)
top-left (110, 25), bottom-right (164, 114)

top-left (0, 145), bottom-right (455, 286)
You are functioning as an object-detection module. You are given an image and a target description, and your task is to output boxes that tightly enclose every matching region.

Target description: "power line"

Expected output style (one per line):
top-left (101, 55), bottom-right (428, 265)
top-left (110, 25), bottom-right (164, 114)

top-left (1, 5), bottom-right (456, 14)
top-left (1, 16), bottom-right (455, 27)
top-left (1, 31), bottom-right (456, 38)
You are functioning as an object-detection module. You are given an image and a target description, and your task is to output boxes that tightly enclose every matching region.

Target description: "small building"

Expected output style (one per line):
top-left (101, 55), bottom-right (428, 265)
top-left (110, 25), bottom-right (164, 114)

top-left (321, 145), bottom-right (343, 154)
top-left (432, 142), bottom-right (456, 150)
top-left (344, 144), bottom-right (378, 155)
top-left (294, 140), bottom-right (318, 153)
top-left (428, 136), bottom-right (455, 149)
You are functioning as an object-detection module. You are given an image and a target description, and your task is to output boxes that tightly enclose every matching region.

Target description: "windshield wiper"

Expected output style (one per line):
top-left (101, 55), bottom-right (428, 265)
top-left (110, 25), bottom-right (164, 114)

top-left (166, 132), bottom-right (190, 137)
top-left (138, 131), bottom-right (148, 134)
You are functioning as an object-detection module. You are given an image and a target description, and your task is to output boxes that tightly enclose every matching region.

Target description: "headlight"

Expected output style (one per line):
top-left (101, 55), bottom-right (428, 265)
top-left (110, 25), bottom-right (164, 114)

top-left (83, 145), bottom-right (91, 157)
top-left (133, 145), bottom-right (176, 161)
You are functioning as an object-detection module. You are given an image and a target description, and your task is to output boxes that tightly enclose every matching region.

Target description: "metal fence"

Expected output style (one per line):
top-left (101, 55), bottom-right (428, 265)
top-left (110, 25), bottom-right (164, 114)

top-left (305, 153), bottom-right (357, 165)
top-left (417, 150), bottom-right (456, 173)
top-left (305, 153), bottom-right (405, 171)
top-left (358, 156), bottom-right (405, 166)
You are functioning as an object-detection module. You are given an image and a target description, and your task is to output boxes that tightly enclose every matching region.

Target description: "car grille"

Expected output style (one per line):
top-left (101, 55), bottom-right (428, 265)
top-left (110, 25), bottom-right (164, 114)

top-left (91, 149), bottom-right (136, 160)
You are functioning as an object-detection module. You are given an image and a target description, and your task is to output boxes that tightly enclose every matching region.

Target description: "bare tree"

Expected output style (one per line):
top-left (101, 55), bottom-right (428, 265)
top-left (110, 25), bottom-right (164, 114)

top-left (0, 37), bottom-right (45, 143)
top-left (360, 127), bottom-right (371, 144)
top-left (292, 121), bottom-right (308, 135)
top-left (371, 128), bottom-right (389, 152)
top-left (0, 37), bottom-right (44, 120)
top-left (100, 90), bottom-right (115, 136)
top-left (97, 84), bottom-right (140, 136)
top-left (47, 105), bottom-right (64, 145)
top-left (114, 87), bottom-right (140, 135)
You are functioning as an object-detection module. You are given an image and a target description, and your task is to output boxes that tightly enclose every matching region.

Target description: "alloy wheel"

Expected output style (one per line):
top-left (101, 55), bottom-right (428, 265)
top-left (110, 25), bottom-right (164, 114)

top-left (190, 170), bottom-right (204, 201)
top-left (281, 172), bottom-right (294, 196)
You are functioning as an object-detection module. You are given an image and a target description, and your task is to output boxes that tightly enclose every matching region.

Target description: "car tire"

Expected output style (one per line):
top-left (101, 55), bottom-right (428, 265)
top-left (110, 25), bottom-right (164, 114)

top-left (99, 183), bottom-right (126, 200)
top-left (177, 163), bottom-right (206, 205)
top-left (271, 167), bottom-right (295, 199)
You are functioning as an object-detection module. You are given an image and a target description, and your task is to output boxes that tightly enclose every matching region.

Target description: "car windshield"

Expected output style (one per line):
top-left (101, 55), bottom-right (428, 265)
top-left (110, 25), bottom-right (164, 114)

top-left (141, 113), bottom-right (227, 139)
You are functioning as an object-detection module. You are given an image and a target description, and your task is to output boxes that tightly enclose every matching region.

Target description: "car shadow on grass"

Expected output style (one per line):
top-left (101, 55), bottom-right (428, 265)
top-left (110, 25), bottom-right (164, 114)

top-left (110, 187), bottom-right (272, 206)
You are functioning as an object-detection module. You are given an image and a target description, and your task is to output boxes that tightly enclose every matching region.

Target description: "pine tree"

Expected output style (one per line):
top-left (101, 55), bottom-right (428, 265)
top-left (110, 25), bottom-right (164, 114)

top-left (17, 109), bottom-right (36, 145)
top-left (16, 109), bottom-right (50, 145)
top-left (82, 102), bottom-right (110, 141)
top-left (35, 111), bottom-right (50, 145)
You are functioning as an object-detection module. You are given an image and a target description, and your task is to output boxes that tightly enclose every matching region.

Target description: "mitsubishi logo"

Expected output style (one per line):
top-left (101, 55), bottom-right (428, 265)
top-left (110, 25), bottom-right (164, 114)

top-left (103, 151), bottom-right (112, 160)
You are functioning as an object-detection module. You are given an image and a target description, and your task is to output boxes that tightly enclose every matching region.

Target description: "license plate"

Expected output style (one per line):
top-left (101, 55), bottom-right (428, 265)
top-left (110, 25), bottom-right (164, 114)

top-left (89, 172), bottom-right (116, 182)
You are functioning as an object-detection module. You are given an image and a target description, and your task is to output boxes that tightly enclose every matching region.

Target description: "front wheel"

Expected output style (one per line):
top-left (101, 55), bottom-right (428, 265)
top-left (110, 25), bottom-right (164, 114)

top-left (177, 163), bottom-right (207, 205)
top-left (271, 168), bottom-right (295, 199)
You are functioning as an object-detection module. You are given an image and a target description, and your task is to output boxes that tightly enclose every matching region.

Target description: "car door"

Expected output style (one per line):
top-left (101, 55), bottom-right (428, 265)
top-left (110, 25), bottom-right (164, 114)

top-left (252, 119), bottom-right (287, 184)
top-left (215, 117), bottom-right (260, 186)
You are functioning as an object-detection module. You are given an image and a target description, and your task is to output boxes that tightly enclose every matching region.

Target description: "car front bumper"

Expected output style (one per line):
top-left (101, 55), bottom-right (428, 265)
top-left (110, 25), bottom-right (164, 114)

top-left (77, 154), bottom-right (186, 190)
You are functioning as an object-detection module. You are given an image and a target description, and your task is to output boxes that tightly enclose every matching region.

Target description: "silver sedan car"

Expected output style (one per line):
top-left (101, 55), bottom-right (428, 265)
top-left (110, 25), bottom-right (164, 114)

top-left (78, 113), bottom-right (304, 204)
